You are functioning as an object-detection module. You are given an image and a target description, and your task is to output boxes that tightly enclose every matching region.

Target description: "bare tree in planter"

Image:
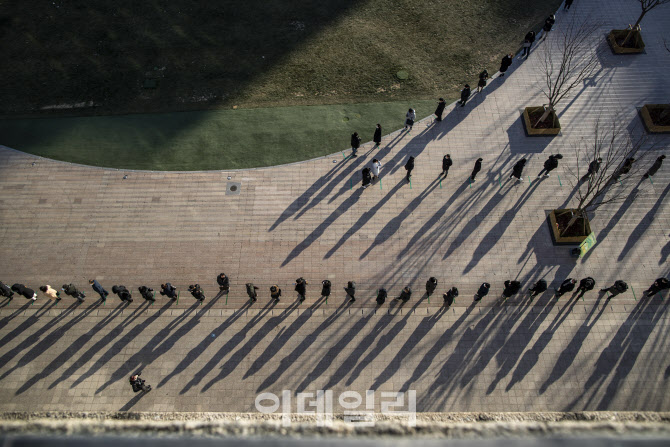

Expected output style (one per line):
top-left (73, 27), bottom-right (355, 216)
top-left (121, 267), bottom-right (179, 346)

top-left (621, 0), bottom-right (670, 46)
top-left (558, 119), bottom-right (653, 237)
top-left (533, 20), bottom-right (603, 128)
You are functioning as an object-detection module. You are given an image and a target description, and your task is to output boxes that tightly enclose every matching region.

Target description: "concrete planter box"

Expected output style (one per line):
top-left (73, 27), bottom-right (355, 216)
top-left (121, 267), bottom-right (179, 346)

top-left (640, 104), bottom-right (670, 134)
top-left (547, 209), bottom-right (591, 246)
top-left (523, 107), bottom-right (561, 136)
top-left (608, 29), bottom-right (645, 54)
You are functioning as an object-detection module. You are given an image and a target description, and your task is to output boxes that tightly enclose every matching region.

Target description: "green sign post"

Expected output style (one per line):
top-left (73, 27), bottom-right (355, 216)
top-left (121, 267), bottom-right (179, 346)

top-left (579, 232), bottom-right (597, 257)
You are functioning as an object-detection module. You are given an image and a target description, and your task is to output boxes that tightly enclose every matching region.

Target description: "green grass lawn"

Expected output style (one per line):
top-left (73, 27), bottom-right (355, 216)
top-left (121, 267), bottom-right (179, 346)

top-left (0, 100), bottom-right (438, 170)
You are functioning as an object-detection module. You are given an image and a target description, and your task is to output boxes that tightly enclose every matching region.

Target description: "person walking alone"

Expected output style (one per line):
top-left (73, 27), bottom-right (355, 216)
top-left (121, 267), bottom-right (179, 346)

top-left (537, 154), bottom-right (562, 177)
top-left (499, 54), bottom-right (513, 77)
top-left (435, 98), bottom-right (446, 121)
top-left (405, 108), bottom-right (416, 131)
top-left (458, 84), bottom-right (471, 107)
top-left (477, 69), bottom-right (489, 93)
top-left (404, 156), bottom-right (415, 182)
top-left (90, 279), bottom-right (109, 301)
top-left (442, 154), bottom-right (453, 177)
top-left (510, 158), bottom-right (526, 182)
top-left (522, 31), bottom-right (536, 57)
top-left (644, 155), bottom-right (665, 179)
top-left (373, 124), bottom-right (382, 147)
top-left (371, 159), bottom-right (382, 180)
top-left (471, 158), bottom-right (483, 181)
top-left (350, 132), bottom-right (361, 158)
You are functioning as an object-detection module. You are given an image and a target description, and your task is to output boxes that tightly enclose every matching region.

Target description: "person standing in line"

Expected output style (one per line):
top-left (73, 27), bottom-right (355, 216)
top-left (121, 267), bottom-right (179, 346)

top-left (540, 15), bottom-right (556, 41)
top-left (129, 372), bottom-right (151, 393)
top-left (643, 155), bottom-right (665, 179)
top-left (11, 284), bottom-right (37, 301)
top-left (373, 124), bottom-right (382, 147)
top-left (160, 283), bottom-right (177, 299)
top-left (499, 53), bottom-right (513, 77)
top-left (397, 286), bottom-right (412, 302)
top-left (435, 98), bottom-right (446, 121)
top-left (502, 280), bottom-right (521, 300)
top-left (554, 278), bottom-right (576, 299)
top-left (61, 283), bottom-right (85, 302)
top-left (458, 84), bottom-right (471, 107)
top-left (522, 31), bottom-right (536, 57)
top-left (475, 282), bottom-right (490, 301)
top-left (600, 280), bottom-right (628, 299)
top-left (564, 0), bottom-right (574, 10)
top-left (510, 158), bottom-right (526, 182)
top-left (471, 158), bottom-right (483, 181)
top-left (426, 277), bottom-right (438, 296)
top-left (40, 285), bottom-right (61, 302)
top-left (351, 132), bottom-right (361, 157)
top-left (246, 283), bottom-right (259, 302)
top-left (89, 279), bottom-right (109, 301)
top-left (321, 280), bottom-right (331, 298)
top-left (111, 285), bottom-right (133, 303)
top-left (270, 285), bottom-right (282, 302)
top-left (371, 159), bottom-right (382, 180)
top-left (188, 284), bottom-right (205, 302)
top-left (345, 281), bottom-right (356, 303)
top-left (376, 288), bottom-right (387, 305)
top-left (442, 154), bottom-right (453, 177)
top-left (138, 286), bottom-right (155, 302)
top-left (529, 279), bottom-right (547, 301)
top-left (405, 108), bottom-right (416, 131)
top-left (643, 278), bottom-right (669, 297)
top-left (576, 277), bottom-right (596, 298)
top-left (362, 167), bottom-right (372, 189)
top-left (404, 156), bottom-right (415, 182)
top-left (295, 277), bottom-right (307, 302)
top-left (217, 273), bottom-right (230, 293)
top-left (582, 157), bottom-right (602, 181)
top-left (616, 157), bottom-right (635, 178)
top-left (477, 70), bottom-right (489, 93)
top-left (537, 154), bottom-right (562, 177)
top-left (0, 281), bottom-right (14, 300)
top-left (443, 287), bottom-right (458, 307)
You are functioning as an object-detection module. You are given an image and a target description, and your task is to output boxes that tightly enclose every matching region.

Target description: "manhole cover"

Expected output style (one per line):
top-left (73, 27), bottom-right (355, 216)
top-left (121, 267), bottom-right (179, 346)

top-left (396, 70), bottom-right (409, 80)
top-left (226, 182), bottom-right (241, 195)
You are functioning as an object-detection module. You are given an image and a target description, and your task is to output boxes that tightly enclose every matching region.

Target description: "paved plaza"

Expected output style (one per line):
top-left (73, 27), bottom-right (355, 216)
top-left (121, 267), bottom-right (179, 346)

top-left (0, 0), bottom-right (669, 414)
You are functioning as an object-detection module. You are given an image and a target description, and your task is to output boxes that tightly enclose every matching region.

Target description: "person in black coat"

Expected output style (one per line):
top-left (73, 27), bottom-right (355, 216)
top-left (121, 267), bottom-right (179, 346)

top-left (160, 283), bottom-right (177, 299)
top-left (376, 288), bottom-right (387, 305)
top-left (434, 98), bottom-right (446, 121)
top-left (295, 277), bottom-right (307, 302)
top-left (510, 158), bottom-right (526, 181)
top-left (564, 0), bottom-right (574, 10)
top-left (529, 279), bottom-right (547, 300)
top-left (443, 287), bottom-right (458, 307)
top-left (404, 156), bottom-right (415, 182)
top-left (246, 283), bottom-right (259, 302)
top-left (644, 155), bottom-right (665, 179)
top-left (576, 277), bottom-right (595, 298)
top-left (643, 278), bottom-right (670, 297)
top-left (345, 281), bottom-right (356, 303)
top-left (522, 31), bottom-right (536, 57)
top-left (502, 280), bottom-right (521, 299)
top-left (270, 285), bottom-right (282, 302)
top-left (537, 154), bottom-right (562, 177)
top-left (188, 284), bottom-right (205, 302)
top-left (471, 158), bottom-right (483, 181)
top-left (499, 54), bottom-right (513, 76)
top-left (582, 157), bottom-right (602, 181)
top-left (217, 273), bottom-right (230, 293)
top-left (321, 280), bottom-right (331, 298)
top-left (373, 124), bottom-right (382, 146)
top-left (351, 132), bottom-right (361, 157)
top-left (458, 84), bottom-right (471, 107)
top-left (398, 286), bottom-right (412, 302)
top-left (475, 282), bottom-right (490, 301)
top-left (426, 277), bottom-right (438, 296)
top-left (11, 283), bottom-right (37, 301)
top-left (362, 167), bottom-right (372, 189)
top-left (1, 280), bottom-right (15, 299)
top-left (112, 285), bottom-right (133, 303)
top-left (129, 372), bottom-right (151, 393)
top-left (600, 280), bottom-right (628, 299)
top-left (477, 70), bottom-right (489, 93)
top-left (442, 154), bottom-right (453, 177)
top-left (615, 157), bottom-right (635, 178)
top-left (139, 286), bottom-right (155, 301)
top-left (541, 15), bottom-right (555, 40)
top-left (554, 278), bottom-right (576, 298)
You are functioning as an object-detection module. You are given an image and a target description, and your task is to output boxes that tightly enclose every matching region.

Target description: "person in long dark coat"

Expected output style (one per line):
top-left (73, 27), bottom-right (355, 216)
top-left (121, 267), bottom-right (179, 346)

top-left (477, 70), bottom-right (489, 92)
top-left (373, 124), bottom-right (382, 146)
top-left (458, 84), bottom-right (471, 107)
top-left (426, 277), bottom-right (438, 296)
top-left (404, 156), bottom-right (415, 182)
top-left (442, 154), bottom-right (453, 177)
top-left (111, 285), bottom-right (132, 303)
top-left (529, 279), bottom-right (547, 301)
top-left (321, 280), bottom-right (331, 298)
top-left (582, 157), bottom-right (602, 181)
top-left (502, 280), bottom-right (521, 299)
top-left (564, 0), bottom-right (574, 10)
top-left (160, 283), bottom-right (177, 299)
top-left (345, 281), bottom-right (356, 303)
top-left (443, 287), bottom-right (458, 306)
top-left (217, 273), bottom-right (230, 292)
top-left (362, 167), bottom-right (372, 188)
top-left (600, 280), bottom-right (628, 299)
top-left (398, 286), bottom-right (412, 302)
top-left (616, 157), bottom-right (635, 178)
top-left (295, 277), bottom-right (307, 302)
top-left (541, 15), bottom-right (555, 40)
top-left (376, 288), bottom-right (387, 305)
top-left (471, 158), bottom-right (483, 181)
top-left (351, 132), bottom-right (361, 157)
top-left (554, 278), bottom-right (576, 299)
top-left (522, 31), bottom-right (536, 57)
top-left (434, 98), bottom-right (446, 121)
top-left (139, 286), bottom-right (155, 301)
top-left (475, 282), bottom-right (490, 301)
top-left (11, 284), bottom-right (37, 301)
top-left (188, 284), bottom-right (205, 301)
top-left (643, 278), bottom-right (670, 297)
top-left (644, 155), bottom-right (665, 179)
top-left (499, 54), bottom-right (513, 76)
top-left (510, 158), bottom-right (526, 181)
top-left (537, 154), bottom-right (562, 177)
top-left (0, 281), bottom-right (14, 299)
top-left (576, 277), bottom-right (595, 298)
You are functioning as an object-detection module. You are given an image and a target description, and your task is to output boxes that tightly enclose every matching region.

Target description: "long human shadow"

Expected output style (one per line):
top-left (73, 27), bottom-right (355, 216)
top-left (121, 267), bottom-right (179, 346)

top-left (50, 301), bottom-right (161, 389)
top-left (324, 179), bottom-right (406, 259)
top-left (398, 303), bottom-right (475, 393)
top-left (158, 298), bottom-right (254, 390)
top-left (11, 300), bottom-right (105, 393)
top-left (539, 296), bottom-right (607, 394)
top-left (618, 180), bottom-right (670, 262)
top-left (566, 294), bottom-right (670, 411)
top-left (281, 187), bottom-right (365, 266)
top-left (256, 298), bottom-right (352, 392)
top-left (0, 300), bottom-right (42, 332)
top-left (462, 178), bottom-right (542, 273)
top-left (359, 177), bottom-right (441, 260)
top-left (119, 392), bottom-right (147, 411)
top-left (95, 295), bottom-right (222, 394)
top-left (432, 99), bottom-right (476, 141)
top-left (198, 299), bottom-right (287, 393)
top-left (379, 123), bottom-right (437, 178)
top-left (245, 297), bottom-right (326, 379)
top-left (661, 240), bottom-right (670, 265)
